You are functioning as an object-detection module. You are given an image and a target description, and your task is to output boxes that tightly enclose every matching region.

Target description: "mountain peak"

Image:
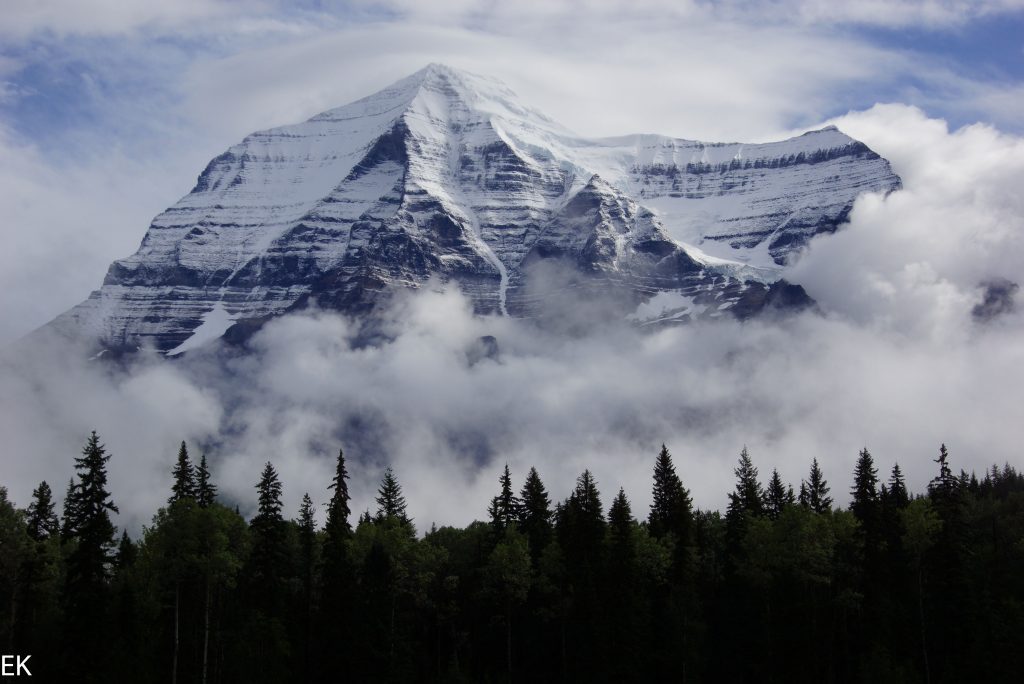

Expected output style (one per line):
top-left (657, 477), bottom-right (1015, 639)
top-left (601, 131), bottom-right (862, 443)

top-left (43, 67), bottom-right (901, 355)
top-left (306, 63), bottom-right (558, 137)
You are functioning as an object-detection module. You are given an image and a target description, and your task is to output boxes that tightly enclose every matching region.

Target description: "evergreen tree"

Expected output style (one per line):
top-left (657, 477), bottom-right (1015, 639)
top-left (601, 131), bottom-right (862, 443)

top-left (928, 444), bottom-right (958, 500)
top-left (195, 453), bottom-right (217, 507)
top-left (725, 447), bottom-right (765, 572)
top-left (488, 463), bottom-right (521, 534)
top-left (248, 461), bottom-right (288, 605)
top-left (851, 448), bottom-right (879, 526)
top-left (116, 530), bottom-right (137, 569)
top-left (169, 441), bottom-right (197, 504)
top-left (324, 448), bottom-right (352, 544)
top-left (297, 493), bottom-right (317, 680)
top-left (557, 470), bottom-right (605, 562)
top-left (298, 493), bottom-right (316, 563)
top-left (319, 448), bottom-right (354, 681)
top-left (887, 463), bottom-right (909, 509)
top-left (66, 432), bottom-right (120, 579)
top-left (648, 444), bottom-right (693, 543)
top-left (26, 480), bottom-right (60, 541)
top-left (61, 477), bottom-right (79, 539)
top-left (518, 466), bottom-right (553, 562)
top-left (803, 458), bottom-right (833, 514)
top-left (570, 470), bottom-right (604, 534)
top-left (728, 447), bottom-right (765, 519)
top-left (375, 466), bottom-right (409, 524)
top-left (0, 488), bottom-right (30, 654)
top-left (608, 488), bottom-right (634, 548)
top-left (765, 468), bottom-right (789, 520)
top-left (63, 431), bottom-right (120, 682)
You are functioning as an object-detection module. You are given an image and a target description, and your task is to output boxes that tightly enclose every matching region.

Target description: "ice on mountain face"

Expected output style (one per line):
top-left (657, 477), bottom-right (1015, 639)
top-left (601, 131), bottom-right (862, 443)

top-left (166, 301), bottom-right (235, 356)
top-left (43, 65), bottom-right (901, 355)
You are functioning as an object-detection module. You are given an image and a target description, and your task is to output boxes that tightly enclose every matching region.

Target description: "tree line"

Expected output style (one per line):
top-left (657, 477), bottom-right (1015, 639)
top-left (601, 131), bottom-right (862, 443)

top-left (1, 434), bottom-right (1022, 683)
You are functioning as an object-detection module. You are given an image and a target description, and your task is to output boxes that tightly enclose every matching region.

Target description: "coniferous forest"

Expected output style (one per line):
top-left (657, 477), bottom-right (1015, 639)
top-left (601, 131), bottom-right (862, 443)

top-left (2, 435), bottom-right (1023, 683)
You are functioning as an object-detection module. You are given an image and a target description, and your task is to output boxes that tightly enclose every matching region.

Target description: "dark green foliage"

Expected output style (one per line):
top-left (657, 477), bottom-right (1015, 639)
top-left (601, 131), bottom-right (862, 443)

top-left (61, 477), bottom-right (79, 539)
top-left (375, 466), bottom-right (409, 525)
top-left (26, 480), bottom-right (60, 541)
top-left (0, 487), bottom-right (30, 650)
top-left (10, 434), bottom-right (1024, 684)
top-left (729, 446), bottom-right (765, 518)
top-left (765, 468), bottom-right (791, 520)
top-left (63, 431), bottom-right (120, 682)
top-left (488, 463), bottom-right (521, 534)
top-left (801, 457), bottom-right (833, 514)
top-left (852, 448), bottom-right (880, 530)
top-left (324, 448), bottom-right (352, 543)
top-left (317, 448), bottom-right (354, 683)
top-left (196, 452), bottom-right (217, 507)
top-left (648, 443), bottom-right (693, 544)
top-left (517, 466), bottom-right (552, 562)
top-left (248, 461), bottom-right (288, 601)
top-left (169, 440), bottom-right (197, 504)
top-left (608, 488), bottom-right (633, 544)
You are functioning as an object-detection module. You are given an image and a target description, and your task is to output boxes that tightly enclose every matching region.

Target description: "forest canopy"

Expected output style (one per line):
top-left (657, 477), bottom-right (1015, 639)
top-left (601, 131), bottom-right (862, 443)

top-left (1, 434), bottom-right (1022, 683)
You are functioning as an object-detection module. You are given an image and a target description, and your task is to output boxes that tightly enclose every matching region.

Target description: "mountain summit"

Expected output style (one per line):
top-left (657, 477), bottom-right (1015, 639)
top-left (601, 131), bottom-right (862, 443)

top-left (47, 64), bottom-right (900, 354)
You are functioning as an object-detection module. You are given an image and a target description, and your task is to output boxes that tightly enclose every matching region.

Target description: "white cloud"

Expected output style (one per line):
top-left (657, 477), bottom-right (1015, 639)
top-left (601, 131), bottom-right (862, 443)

top-left (790, 104), bottom-right (1024, 336)
top-left (0, 0), bottom-right (269, 39)
top-left (350, 0), bottom-right (1024, 29)
top-left (0, 126), bottom-right (216, 345)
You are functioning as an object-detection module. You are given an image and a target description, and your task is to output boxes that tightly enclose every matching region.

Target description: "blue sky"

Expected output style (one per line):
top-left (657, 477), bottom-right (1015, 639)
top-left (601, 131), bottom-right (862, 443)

top-left (3, 1), bottom-right (1022, 157)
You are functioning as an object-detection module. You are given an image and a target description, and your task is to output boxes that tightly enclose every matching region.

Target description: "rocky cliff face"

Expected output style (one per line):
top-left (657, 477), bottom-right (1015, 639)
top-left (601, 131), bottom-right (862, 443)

top-left (46, 64), bottom-right (900, 354)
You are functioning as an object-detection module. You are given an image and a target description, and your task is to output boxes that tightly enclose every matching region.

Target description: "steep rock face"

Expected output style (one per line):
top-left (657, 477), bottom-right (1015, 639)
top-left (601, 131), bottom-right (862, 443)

top-left (46, 64), bottom-right (901, 354)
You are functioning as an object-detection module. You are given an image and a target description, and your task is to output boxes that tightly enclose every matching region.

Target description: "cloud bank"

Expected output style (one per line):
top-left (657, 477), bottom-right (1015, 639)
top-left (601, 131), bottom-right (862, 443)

top-left (1, 104), bottom-right (1021, 536)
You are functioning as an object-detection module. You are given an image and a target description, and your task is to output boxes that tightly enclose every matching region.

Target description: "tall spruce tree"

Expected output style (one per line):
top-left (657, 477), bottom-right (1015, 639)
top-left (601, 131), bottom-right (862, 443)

top-left (929, 444), bottom-right (958, 500)
top-left (116, 530), bottom-right (137, 569)
top-left (297, 493), bottom-right (317, 681)
top-left (298, 493), bottom-right (316, 571)
top-left (63, 431), bottom-right (120, 682)
top-left (195, 453), bottom-right (216, 507)
top-left (375, 466), bottom-right (409, 524)
top-left (648, 444), bottom-right (693, 544)
top-left (558, 470), bottom-right (605, 560)
top-left (802, 458), bottom-right (833, 514)
top-left (169, 441), bottom-right (197, 504)
top-left (608, 488), bottom-right (634, 549)
top-left (887, 463), bottom-right (909, 509)
top-left (26, 481), bottom-right (60, 541)
top-left (248, 461), bottom-right (288, 609)
top-left (851, 448), bottom-right (880, 528)
top-left (765, 468), bottom-right (790, 520)
top-left (319, 448), bottom-right (354, 679)
top-left (488, 463), bottom-right (522, 534)
top-left (725, 446), bottom-right (765, 571)
top-left (518, 466), bottom-right (552, 562)
top-left (728, 447), bottom-right (765, 519)
top-left (61, 477), bottom-right (80, 539)
top-left (324, 448), bottom-right (353, 555)
top-left (66, 432), bottom-right (119, 581)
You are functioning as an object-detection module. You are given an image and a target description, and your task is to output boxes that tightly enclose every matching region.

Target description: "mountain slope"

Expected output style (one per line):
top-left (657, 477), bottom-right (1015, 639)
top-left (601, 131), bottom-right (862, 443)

top-left (46, 64), bottom-right (900, 354)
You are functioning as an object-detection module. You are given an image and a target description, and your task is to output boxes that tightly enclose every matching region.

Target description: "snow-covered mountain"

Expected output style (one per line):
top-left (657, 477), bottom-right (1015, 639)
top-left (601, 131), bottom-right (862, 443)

top-left (46, 64), bottom-right (900, 354)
